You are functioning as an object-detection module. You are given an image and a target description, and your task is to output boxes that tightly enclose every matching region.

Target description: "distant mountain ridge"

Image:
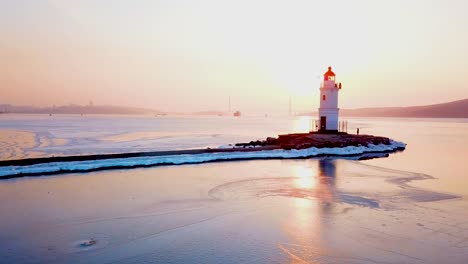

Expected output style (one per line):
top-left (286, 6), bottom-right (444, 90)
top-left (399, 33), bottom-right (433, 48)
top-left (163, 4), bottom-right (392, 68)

top-left (300, 98), bottom-right (468, 118)
top-left (0, 104), bottom-right (163, 115)
top-left (1, 98), bottom-right (467, 117)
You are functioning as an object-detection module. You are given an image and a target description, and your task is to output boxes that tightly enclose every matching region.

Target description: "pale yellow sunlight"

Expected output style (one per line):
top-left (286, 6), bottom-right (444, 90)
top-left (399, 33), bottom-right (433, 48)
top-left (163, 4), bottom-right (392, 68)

top-left (1, 0), bottom-right (467, 114)
top-left (293, 165), bottom-right (318, 190)
top-left (292, 116), bottom-right (313, 132)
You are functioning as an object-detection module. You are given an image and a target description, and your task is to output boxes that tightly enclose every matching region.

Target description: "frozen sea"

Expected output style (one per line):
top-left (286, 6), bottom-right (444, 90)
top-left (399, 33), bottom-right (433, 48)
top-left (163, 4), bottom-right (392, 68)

top-left (0, 114), bottom-right (467, 263)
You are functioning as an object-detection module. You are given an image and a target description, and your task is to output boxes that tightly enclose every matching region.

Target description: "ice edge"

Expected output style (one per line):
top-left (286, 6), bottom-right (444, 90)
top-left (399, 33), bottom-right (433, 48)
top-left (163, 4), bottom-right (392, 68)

top-left (0, 140), bottom-right (406, 178)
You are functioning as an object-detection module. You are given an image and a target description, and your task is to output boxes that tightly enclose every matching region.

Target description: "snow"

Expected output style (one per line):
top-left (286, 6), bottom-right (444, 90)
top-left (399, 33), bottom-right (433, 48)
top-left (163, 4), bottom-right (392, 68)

top-left (217, 144), bottom-right (234, 149)
top-left (0, 140), bottom-right (406, 178)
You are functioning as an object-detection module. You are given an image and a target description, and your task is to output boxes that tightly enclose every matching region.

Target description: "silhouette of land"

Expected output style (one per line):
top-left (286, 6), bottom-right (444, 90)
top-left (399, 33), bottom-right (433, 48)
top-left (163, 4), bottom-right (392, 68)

top-left (0, 104), bottom-right (163, 115)
top-left (1, 98), bottom-right (467, 117)
top-left (300, 98), bottom-right (468, 118)
top-left (0, 104), bottom-right (228, 116)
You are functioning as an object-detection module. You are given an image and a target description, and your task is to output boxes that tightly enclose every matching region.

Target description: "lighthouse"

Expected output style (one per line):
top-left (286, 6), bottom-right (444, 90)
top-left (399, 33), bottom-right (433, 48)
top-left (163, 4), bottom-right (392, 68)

top-left (318, 66), bottom-right (342, 132)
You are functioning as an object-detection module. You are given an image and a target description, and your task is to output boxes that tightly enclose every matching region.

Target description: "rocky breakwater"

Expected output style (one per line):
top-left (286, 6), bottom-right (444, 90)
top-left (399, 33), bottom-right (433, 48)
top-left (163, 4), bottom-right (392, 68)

top-left (235, 132), bottom-right (404, 151)
top-left (0, 132), bottom-right (406, 179)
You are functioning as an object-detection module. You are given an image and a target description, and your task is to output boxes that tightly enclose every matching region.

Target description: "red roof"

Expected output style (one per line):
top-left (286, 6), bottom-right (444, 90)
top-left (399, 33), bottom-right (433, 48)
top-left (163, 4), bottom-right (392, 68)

top-left (324, 66), bottom-right (335, 77)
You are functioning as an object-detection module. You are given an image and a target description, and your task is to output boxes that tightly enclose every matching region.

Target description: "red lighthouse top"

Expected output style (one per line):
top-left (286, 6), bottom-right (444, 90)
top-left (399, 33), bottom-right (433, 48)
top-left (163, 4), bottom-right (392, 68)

top-left (324, 66), bottom-right (335, 81)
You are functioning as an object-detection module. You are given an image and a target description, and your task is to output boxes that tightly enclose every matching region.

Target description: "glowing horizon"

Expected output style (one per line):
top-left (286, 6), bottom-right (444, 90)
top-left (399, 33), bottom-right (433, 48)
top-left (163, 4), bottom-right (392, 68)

top-left (1, 0), bottom-right (467, 114)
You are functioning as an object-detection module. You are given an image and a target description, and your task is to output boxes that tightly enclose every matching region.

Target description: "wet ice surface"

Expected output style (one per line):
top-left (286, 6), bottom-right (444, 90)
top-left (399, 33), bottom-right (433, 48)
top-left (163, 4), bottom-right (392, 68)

top-left (0, 115), bottom-right (288, 160)
top-left (0, 159), bottom-right (466, 264)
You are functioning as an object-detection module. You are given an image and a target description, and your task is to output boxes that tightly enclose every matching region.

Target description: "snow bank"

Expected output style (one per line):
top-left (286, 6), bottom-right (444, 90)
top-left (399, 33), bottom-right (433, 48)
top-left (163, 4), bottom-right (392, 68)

top-left (0, 140), bottom-right (406, 178)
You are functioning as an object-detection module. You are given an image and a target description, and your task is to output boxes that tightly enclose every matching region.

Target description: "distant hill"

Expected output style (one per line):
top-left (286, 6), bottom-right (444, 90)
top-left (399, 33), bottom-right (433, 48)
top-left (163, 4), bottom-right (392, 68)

top-left (2, 98), bottom-right (467, 117)
top-left (299, 98), bottom-right (468, 118)
top-left (191, 111), bottom-right (225, 116)
top-left (0, 104), bottom-right (163, 115)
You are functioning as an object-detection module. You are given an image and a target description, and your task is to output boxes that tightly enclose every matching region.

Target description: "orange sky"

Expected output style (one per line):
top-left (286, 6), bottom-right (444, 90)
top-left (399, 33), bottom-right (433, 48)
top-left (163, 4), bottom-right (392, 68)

top-left (1, 0), bottom-right (467, 114)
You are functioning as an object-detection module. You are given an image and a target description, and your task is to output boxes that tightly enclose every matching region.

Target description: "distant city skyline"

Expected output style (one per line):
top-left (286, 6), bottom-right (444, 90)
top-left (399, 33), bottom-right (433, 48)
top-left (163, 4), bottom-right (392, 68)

top-left (1, 0), bottom-right (468, 114)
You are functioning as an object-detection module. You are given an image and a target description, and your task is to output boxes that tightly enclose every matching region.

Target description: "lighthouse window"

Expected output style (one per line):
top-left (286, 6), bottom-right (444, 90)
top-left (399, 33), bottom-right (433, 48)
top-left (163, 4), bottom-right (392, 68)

top-left (323, 95), bottom-right (326, 101)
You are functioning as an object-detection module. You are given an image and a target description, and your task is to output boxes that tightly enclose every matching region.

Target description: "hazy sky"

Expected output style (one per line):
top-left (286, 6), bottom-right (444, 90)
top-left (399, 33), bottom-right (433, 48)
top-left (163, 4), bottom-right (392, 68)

top-left (1, 0), bottom-right (467, 114)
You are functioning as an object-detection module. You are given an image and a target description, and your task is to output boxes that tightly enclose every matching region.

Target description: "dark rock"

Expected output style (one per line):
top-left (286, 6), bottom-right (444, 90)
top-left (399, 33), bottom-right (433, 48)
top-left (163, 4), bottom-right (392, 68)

top-left (80, 239), bottom-right (97, 247)
top-left (266, 137), bottom-right (277, 145)
top-left (237, 132), bottom-right (394, 151)
top-left (281, 143), bottom-right (295, 150)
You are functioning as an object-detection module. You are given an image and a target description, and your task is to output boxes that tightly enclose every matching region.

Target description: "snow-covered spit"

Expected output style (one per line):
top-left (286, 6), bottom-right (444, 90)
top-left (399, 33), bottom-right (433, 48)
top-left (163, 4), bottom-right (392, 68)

top-left (0, 140), bottom-right (406, 179)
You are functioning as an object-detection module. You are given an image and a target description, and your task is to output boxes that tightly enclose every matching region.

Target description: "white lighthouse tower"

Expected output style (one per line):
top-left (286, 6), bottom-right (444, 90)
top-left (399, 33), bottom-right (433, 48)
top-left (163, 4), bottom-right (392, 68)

top-left (318, 66), bottom-right (342, 132)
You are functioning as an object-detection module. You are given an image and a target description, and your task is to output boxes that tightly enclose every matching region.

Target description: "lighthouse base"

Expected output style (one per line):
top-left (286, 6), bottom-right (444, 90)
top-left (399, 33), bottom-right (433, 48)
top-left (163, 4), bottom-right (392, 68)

top-left (318, 108), bottom-right (339, 131)
top-left (317, 129), bottom-right (340, 134)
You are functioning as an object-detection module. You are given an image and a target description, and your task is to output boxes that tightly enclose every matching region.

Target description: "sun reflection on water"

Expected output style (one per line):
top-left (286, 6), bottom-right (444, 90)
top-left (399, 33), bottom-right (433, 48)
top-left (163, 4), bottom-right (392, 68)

top-left (293, 165), bottom-right (318, 190)
top-left (292, 116), bottom-right (313, 133)
top-left (282, 160), bottom-right (338, 263)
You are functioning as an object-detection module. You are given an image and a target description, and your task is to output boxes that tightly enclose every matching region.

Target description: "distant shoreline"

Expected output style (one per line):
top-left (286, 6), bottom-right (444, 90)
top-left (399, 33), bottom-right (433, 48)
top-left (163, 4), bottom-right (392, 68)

top-left (1, 112), bottom-right (468, 119)
top-left (1, 98), bottom-right (467, 118)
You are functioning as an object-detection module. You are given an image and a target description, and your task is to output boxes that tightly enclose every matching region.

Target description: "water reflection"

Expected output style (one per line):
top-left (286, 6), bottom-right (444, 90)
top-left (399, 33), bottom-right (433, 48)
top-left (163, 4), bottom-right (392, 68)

top-left (293, 165), bottom-right (318, 190)
top-left (292, 116), bottom-right (313, 133)
top-left (284, 159), bottom-right (338, 263)
top-left (290, 159), bottom-right (337, 206)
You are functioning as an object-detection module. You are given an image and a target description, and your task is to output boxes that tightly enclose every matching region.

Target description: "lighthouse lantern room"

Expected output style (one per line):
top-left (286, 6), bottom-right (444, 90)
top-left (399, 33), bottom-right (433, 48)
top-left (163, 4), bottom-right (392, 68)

top-left (318, 66), bottom-right (342, 132)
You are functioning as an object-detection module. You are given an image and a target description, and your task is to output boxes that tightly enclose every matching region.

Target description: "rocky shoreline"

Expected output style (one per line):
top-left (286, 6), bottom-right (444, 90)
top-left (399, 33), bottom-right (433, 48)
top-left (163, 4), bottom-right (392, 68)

top-left (0, 132), bottom-right (404, 167)
top-left (0, 132), bottom-right (405, 179)
top-left (232, 132), bottom-right (399, 151)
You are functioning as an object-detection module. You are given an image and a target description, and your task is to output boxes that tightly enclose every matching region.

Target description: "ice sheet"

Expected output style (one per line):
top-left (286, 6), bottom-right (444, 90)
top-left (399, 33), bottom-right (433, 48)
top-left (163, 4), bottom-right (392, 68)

top-left (0, 141), bottom-right (405, 178)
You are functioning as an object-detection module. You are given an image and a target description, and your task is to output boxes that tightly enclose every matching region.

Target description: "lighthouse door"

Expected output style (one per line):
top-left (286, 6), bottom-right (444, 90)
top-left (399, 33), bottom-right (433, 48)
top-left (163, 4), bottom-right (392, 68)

top-left (320, 116), bottom-right (327, 131)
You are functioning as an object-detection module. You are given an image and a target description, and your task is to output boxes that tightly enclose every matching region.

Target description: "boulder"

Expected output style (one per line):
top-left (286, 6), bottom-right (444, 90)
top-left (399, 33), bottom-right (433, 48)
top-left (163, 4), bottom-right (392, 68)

top-left (238, 132), bottom-right (393, 151)
top-left (266, 137), bottom-right (277, 145)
